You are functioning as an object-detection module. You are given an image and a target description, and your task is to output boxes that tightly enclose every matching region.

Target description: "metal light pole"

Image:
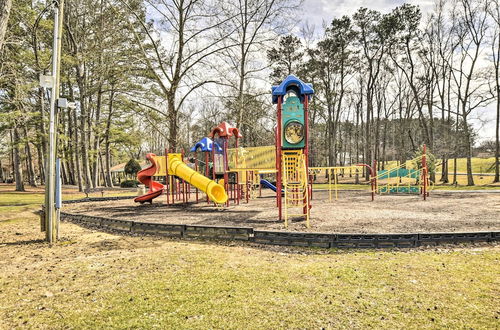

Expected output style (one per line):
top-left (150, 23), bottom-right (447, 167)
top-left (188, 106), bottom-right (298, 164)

top-left (44, 0), bottom-right (65, 243)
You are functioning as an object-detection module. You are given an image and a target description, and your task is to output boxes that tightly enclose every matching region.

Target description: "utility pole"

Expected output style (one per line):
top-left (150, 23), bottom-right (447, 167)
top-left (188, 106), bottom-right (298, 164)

top-left (44, 0), bottom-right (65, 243)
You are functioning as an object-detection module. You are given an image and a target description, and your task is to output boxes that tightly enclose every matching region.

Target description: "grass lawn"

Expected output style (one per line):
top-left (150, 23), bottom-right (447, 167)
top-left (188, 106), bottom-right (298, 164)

top-left (0, 183), bottom-right (136, 206)
top-left (313, 182), bottom-right (500, 190)
top-left (0, 187), bottom-right (499, 328)
top-left (385, 157), bottom-right (497, 173)
top-left (312, 157), bottom-right (500, 187)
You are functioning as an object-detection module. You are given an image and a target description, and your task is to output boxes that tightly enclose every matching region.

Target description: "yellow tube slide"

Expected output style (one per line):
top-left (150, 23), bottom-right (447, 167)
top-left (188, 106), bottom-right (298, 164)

top-left (168, 157), bottom-right (228, 204)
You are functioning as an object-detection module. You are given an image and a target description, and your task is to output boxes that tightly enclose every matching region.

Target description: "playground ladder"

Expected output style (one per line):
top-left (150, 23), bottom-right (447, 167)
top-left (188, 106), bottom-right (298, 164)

top-left (282, 150), bottom-right (310, 228)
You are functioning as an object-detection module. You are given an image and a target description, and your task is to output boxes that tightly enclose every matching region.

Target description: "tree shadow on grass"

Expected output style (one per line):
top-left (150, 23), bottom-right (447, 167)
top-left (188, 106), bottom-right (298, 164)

top-left (1, 238), bottom-right (45, 246)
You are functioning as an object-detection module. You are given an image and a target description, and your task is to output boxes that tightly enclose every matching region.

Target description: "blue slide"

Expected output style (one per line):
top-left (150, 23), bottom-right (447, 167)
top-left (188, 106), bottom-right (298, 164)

top-left (260, 179), bottom-right (283, 193)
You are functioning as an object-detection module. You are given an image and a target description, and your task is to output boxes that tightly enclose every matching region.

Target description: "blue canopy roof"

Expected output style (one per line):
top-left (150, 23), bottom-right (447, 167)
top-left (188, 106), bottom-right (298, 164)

top-left (272, 75), bottom-right (314, 104)
top-left (190, 137), bottom-right (222, 152)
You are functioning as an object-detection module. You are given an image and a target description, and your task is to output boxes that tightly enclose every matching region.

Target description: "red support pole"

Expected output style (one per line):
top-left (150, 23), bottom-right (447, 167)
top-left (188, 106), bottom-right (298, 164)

top-left (356, 163), bottom-right (375, 201)
top-left (276, 96), bottom-right (283, 221)
top-left (303, 95), bottom-right (311, 215)
top-left (205, 151), bottom-right (209, 203)
top-left (275, 127), bottom-right (279, 207)
top-left (372, 159), bottom-right (377, 202)
top-left (246, 171), bottom-right (250, 203)
top-left (371, 167), bottom-right (375, 201)
top-left (223, 137), bottom-right (229, 207)
top-left (181, 149), bottom-right (185, 203)
top-left (422, 144), bottom-right (427, 201)
top-left (235, 136), bottom-right (240, 205)
top-left (165, 148), bottom-right (170, 205)
top-left (212, 138), bottom-right (216, 181)
top-left (195, 156), bottom-right (199, 203)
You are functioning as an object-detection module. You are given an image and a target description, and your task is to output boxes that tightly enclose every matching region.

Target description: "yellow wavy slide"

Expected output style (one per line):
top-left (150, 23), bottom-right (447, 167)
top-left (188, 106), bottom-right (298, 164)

top-left (167, 154), bottom-right (228, 204)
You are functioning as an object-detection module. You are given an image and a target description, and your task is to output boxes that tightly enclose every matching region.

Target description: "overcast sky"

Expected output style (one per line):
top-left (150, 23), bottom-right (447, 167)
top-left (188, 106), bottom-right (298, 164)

top-left (300, 0), bottom-right (496, 143)
top-left (302, 0), bottom-right (435, 27)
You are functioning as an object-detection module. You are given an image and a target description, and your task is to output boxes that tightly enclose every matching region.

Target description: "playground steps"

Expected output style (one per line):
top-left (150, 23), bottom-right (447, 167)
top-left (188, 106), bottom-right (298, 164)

top-left (379, 186), bottom-right (420, 194)
top-left (375, 154), bottom-right (429, 195)
top-left (282, 150), bottom-right (310, 227)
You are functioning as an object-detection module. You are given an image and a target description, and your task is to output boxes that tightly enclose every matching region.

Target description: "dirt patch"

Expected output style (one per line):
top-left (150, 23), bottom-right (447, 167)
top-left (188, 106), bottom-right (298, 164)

top-left (64, 190), bottom-right (500, 233)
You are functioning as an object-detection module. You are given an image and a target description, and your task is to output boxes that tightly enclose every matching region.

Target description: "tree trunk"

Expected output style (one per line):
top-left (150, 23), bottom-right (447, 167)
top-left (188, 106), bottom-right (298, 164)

top-left (65, 106), bottom-right (76, 185)
top-left (104, 90), bottom-right (115, 187)
top-left (75, 67), bottom-right (93, 190)
top-left (495, 39), bottom-right (500, 182)
top-left (91, 86), bottom-right (103, 187)
top-left (37, 88), bottom-right (47, 184)
top-left (453, 157), bottom-right (457, 184)
top-left (0, 0), bottom-right (12, 51)
top-left (167, 93), bottom-right (178, 149)
top-left (36, 143), bottom-right (45, 185)
top-left (0, 159), bottom-right (3, 182)
top-left (440, 158), bottom-right (448, 183)
top-left (495, 90), bottom-right (499, 182)
top-left (464, 128), bottom-right (475, 186)
top-left (23, 127), bottom-right (37, 187)
top-left (69, 87), bottom-right (83, 191)
top-left (364, 96), bottom-right (371, 181)
top-left (382, 120), bottom-right (387, 170)
top-left (12, 127), bottom-right (25, 191)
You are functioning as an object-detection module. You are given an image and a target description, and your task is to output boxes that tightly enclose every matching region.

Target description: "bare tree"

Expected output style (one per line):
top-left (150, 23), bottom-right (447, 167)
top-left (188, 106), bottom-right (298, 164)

top-left (124, 0), bottom-right (237, 149)
top-left (451, 0), bottom-right (493, 185)
top-left (218, 0), bottom-right (299, 131)
top-left (353, 8), bottom-right (391, 179)
top-left (487, 0), bottom-right (500, 182)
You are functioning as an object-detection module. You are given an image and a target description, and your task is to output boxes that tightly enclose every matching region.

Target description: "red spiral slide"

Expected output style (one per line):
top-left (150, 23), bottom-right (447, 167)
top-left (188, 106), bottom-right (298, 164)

top-left (134, 153), bottom-right (164, 204)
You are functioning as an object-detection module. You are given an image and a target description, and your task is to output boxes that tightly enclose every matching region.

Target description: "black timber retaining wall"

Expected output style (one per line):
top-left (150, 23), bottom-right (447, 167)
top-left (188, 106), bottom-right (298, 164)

top-left (60, 210), bottom-right (500, 249)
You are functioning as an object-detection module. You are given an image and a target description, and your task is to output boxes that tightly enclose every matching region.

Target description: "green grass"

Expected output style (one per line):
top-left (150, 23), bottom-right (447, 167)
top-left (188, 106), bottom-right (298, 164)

top-left (385, 157), bottom-right (497, 173)
top-left (313, 183), bottom-right (371, 190)
top-left (1, 226), bottom-right (499, 328)
top-left (445, 157), bottom-right (496, 173)
top-left (431, 185), bottom-right (500, 190)
top-left (313, 182), bottom-right (500, 191)
top-left (0, 185), bottom-right (136, 207)
top-left (0, 188), bottom-right (499, 328)
top-left (313, 157), bottom-right (499, 186)
top-left (0, 192), bottom-right (46, 206)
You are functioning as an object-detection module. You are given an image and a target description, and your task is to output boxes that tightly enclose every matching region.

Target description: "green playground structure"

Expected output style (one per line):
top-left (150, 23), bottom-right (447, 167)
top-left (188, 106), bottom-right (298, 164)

top-left (374, 146), bottom-right (431, 199)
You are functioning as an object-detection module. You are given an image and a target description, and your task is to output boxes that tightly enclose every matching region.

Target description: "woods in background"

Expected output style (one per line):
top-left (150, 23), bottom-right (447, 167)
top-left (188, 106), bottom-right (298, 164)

top-left (0, 0), bottom-right (499, 191)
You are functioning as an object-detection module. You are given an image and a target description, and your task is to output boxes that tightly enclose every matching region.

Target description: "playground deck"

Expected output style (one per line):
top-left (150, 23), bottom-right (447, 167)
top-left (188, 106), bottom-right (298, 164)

top-left (64, 190), bottom-right (500, 234)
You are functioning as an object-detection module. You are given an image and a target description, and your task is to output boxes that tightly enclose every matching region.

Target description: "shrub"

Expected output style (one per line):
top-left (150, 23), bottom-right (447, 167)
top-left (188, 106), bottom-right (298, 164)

top-left (120, 179), bottom-right (139, 188)
top-left (124, 159), bottom-right (142, 177)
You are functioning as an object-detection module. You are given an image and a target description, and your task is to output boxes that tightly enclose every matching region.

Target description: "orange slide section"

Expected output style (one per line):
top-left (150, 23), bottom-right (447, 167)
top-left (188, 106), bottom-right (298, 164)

top-left (134, 153), bottom-right (164, 204)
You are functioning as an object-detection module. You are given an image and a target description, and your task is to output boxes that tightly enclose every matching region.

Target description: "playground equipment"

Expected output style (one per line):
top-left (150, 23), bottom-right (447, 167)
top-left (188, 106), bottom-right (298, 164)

top-left (134, 150), bottom-right (227, 205)
top-left (374, 145), bottom-right (430, 200)
top-left (190, 137), bottom-right (222, 203)
top-left (133, 74), bottom-right (428, 228)
top-left (135, 153), bottom-right (164, 204)
top-left (273, 75), bottom-right (314, 227)
top-left (309, 164), bottom-right (376, 202)
top-left (167, 153), bottom-right (227, 204)
top-left (210, 122), bottom-right (243, 206)
top-left (260, 179), bottom-right (282, 193)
